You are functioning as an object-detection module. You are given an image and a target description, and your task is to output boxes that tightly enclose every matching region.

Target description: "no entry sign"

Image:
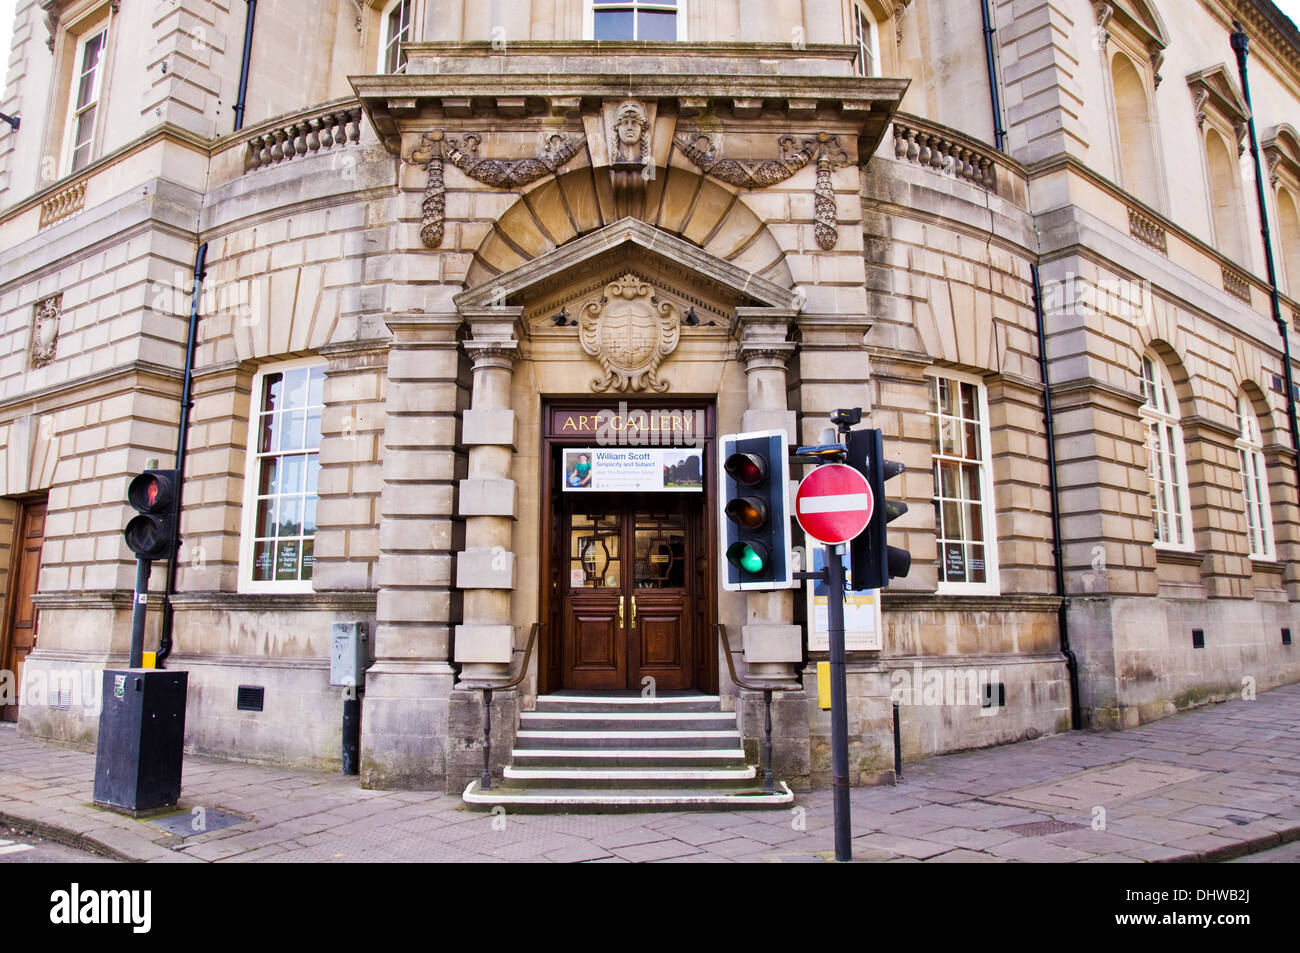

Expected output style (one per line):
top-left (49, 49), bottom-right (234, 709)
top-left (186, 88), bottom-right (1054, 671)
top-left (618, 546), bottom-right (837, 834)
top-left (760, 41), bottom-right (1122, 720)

top-left (795, 464), bottom-right (873, 545)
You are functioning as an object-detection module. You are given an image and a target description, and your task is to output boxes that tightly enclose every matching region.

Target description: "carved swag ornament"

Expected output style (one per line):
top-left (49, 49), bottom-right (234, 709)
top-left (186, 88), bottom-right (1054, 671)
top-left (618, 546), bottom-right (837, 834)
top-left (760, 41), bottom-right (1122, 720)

top-left (675, 131), bottom-right (851, 249)
top-left (409, 131), bottom-right (584, 248)
top-left (579, 274), bottom-right (681, 393)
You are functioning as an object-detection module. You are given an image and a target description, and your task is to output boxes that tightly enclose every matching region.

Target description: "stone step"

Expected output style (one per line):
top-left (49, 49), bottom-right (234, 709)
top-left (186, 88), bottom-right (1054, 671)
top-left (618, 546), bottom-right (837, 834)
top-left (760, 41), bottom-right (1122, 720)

top-left (513, 729), bottom-right (743, 750)
top-left (462, 779), bottom-right (794, 813)
top-left (519, 710), bottom-right (738, 731)
top-left (532, 693), bottom-right (723, 714)
top-left (502, 764), bottom-right (757, 786)
top-left (508, 747), bottom-right (749, 768)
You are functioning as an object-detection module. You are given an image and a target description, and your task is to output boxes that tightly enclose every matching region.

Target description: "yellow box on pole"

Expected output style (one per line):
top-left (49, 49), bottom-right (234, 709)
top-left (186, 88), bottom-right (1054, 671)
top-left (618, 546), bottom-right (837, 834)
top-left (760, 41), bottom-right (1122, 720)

top-left (817, 661), bottom-right (831, 710)
top-left (141, 652), bottom-right (156, 669)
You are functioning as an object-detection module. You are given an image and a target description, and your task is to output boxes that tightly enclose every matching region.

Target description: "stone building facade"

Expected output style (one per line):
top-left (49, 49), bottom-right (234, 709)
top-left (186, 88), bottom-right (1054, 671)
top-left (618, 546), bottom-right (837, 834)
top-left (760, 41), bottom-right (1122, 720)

top-left (1, 0), bottom-right (1298, 793)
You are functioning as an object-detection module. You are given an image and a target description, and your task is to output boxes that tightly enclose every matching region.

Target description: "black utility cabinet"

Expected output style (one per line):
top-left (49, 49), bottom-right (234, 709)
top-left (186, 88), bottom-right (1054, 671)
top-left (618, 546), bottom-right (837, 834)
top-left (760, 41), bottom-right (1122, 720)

top-left (93, 669), bottom-right (188, 814)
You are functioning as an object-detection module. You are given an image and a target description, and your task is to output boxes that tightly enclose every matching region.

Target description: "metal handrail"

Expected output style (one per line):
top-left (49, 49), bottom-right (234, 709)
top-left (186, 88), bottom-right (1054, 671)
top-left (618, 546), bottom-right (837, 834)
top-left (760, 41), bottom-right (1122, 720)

top-left (472, 622), bottom-right (541, 791)
top-left (715, 623), bottom-right (780, 795)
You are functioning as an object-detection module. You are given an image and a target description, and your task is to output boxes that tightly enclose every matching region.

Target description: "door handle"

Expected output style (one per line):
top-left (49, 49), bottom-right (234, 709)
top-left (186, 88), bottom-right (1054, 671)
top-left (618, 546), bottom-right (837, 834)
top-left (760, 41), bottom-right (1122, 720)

top-left (619, 595), bottom-right (625, 629)
top-left (631, 596), bottom-right (637, 627)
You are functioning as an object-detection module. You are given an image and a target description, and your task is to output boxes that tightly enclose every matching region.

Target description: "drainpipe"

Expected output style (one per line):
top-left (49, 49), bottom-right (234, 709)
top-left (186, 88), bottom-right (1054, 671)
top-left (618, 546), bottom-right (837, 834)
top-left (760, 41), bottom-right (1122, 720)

top-left (979, 0), bottom-right (1007, 151)
top-left (232, 0), bottom-right (258, 132)
top-left (157, 242), bottom-right (209, 667)
top-left (1032, 264), bottom-right (1081, 730)
top-left (1231, 22), bottom-right (1300, 502)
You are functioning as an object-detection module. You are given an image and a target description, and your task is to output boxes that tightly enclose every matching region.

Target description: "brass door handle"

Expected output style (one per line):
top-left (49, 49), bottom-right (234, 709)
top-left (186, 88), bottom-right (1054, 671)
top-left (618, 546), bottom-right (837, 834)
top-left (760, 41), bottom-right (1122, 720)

top-left (619, 595), bottom-right (625, 629)
top-left (631, 596), bottom-right (637, 627)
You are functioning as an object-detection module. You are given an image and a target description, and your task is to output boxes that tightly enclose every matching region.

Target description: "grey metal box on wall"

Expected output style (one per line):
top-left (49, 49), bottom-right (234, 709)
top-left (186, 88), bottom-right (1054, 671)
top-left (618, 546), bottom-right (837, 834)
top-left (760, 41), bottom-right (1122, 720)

top-left (330, 622), bottom-right (370, 688)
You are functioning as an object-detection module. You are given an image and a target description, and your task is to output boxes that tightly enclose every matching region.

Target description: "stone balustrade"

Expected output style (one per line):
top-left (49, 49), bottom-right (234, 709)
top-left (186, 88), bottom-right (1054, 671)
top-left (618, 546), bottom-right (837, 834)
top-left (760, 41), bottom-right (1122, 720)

top-left (1222, 265), bottom-right (1252, 303)
top-left (39, 181), bottom-right (86, 229)
top-left (245, 105), bottom-right (362, 171)
top-left (1128, 207), bottom-right (1168, 254)
top-left (892, 117), bottom-right (997, 190)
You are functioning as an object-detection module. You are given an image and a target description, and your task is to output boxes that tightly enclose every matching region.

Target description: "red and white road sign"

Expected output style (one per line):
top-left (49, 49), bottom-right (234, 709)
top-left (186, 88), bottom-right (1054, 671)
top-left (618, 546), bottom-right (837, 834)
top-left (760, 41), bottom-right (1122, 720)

top-left (795, 464), bottom-right (873, 545)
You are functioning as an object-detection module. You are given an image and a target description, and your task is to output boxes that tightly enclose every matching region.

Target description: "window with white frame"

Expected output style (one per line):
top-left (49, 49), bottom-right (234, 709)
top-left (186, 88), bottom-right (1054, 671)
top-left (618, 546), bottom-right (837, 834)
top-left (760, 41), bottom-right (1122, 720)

top-left (587, 1), bottom-right (683, 41)
top-left (1139, 352), bottom-right (1192, 549)
top-left (851, 3), bottom-right (880, 78)
top-left (380, 0), bottom-right (413, 73)
top-left (928, 370), bottom-right (998, 592)
top-left (1236, 394), bottom-right (1274, 560)
top-left (240, 361), bottom-right (325, 592)
top-left (67, 27), bottom-right (107, 172)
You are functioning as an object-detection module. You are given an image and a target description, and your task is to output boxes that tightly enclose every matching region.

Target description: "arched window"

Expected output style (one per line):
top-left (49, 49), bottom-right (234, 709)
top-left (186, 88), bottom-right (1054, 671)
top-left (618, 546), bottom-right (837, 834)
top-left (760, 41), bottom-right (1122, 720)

top-left (1236, 395), bottom-right (1274, 560)
top-left (1206, 128), bottom-right (1248, 265)
top-left (1139, 353), bottom-right (1192, 549)
top-left (380, 0), bottom-right (413, 74)
top-left (1111, 52), bottom-right (1162, 209)
top-left (1279, 188), bottom-right (1300, 297)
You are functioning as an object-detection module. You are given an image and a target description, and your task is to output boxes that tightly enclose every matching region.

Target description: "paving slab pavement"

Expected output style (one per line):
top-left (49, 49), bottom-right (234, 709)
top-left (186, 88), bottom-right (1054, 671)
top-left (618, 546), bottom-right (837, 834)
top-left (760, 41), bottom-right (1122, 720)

top-left (1, 682), bottom-right (1298, 863)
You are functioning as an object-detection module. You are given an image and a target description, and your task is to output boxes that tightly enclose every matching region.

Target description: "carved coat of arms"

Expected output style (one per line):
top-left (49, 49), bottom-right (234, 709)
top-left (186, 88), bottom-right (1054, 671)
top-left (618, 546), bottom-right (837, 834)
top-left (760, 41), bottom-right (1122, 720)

top-left (31, 294), bottom-right (61, 368)
top-left (579, 274), bottom-right (680, 393)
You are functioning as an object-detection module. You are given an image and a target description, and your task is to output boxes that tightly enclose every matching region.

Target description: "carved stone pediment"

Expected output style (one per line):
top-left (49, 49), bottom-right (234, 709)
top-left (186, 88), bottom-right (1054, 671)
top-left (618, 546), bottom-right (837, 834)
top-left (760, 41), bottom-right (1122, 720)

top-left (579, 274), bottom-right (680, 393)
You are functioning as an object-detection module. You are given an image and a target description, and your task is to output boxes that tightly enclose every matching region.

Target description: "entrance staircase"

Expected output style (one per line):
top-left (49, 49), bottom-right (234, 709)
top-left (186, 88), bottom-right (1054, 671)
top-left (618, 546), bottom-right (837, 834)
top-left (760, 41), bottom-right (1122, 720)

top-left (462, 692), bottom-right (793, 812)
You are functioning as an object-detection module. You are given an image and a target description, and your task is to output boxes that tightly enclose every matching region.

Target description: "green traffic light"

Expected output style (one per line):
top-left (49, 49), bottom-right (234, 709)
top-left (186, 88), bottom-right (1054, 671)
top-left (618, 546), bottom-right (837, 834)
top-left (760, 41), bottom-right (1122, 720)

top-left (727, 541), bottom-right (768, 574)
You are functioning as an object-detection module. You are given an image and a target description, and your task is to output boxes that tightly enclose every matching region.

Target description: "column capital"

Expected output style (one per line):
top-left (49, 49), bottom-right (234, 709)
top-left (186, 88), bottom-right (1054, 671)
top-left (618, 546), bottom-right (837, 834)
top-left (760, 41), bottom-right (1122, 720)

top-left (383, 312), bottom-right (462, 346)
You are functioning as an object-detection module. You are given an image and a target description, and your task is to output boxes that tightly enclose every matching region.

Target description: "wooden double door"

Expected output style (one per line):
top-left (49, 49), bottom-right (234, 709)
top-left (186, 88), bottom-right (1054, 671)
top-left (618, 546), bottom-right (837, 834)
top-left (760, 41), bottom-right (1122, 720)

top-left (560, 496), bottom-right (702, 691)
top-left (2, 498), bottom-right (46, 722)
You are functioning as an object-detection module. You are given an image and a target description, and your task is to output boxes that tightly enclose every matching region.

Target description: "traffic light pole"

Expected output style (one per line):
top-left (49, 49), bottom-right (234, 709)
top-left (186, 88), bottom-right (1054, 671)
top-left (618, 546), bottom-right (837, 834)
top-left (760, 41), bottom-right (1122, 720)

top-left (130, 556), bottom-right (151, 669)
top-left (825, 542), bottom-right (852, 862)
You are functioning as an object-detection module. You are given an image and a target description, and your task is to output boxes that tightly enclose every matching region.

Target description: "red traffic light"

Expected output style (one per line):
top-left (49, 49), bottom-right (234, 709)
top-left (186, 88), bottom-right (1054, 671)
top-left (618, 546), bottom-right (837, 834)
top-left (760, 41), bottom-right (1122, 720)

top-left (128, 471), bottom-right (176, 514)
top-left (124, 469), bottom-right (179, 560)
top-left (724, 452), bottom-right (767, 486)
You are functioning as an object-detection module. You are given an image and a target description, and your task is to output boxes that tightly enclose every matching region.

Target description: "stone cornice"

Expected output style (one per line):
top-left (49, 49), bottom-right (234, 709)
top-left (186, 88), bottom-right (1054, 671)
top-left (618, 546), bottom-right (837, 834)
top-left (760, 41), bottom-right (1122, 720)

top-left (169, 591), bottom-right (378, 612)
top-left (353, 44), bottom-right (908, 159)
top-left (0, 123), bottom-right (209, 228)
top-left (1049, 376), bottom-right (1144, 409)
top-left (880, 593), bottom-right (1064, 613)
top-left (0, 361), bottom-right (184, 419)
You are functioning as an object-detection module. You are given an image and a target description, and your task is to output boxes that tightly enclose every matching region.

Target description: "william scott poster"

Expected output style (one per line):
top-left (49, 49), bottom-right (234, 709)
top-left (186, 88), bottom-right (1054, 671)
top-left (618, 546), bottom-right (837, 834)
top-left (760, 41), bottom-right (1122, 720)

top-left (562, 448), bottom-right (704, 492)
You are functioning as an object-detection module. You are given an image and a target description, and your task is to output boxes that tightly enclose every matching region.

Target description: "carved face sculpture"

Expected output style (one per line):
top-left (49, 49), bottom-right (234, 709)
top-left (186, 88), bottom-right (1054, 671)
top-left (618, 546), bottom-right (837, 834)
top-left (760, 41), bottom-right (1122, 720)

top-left (579, 274), bottom-right (680, 393)
top-left (612, 102), bottom-right (648, 160)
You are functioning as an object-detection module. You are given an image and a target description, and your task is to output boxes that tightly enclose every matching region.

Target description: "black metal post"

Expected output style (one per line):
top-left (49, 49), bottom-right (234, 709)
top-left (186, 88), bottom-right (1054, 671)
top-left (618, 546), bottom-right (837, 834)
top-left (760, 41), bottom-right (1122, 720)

top-left (129, 557), bottom-right (150, 669)
top-left (157, 241), bottom-right (207, 668)
top-left (892, 699), bottom-right (902, 779)
top-left (342, 693), bottom-right (360, 775)
top-left (481, 688), bottom-right (493, 791)
top-left (825, 543), bottom-right (851, 862)
top-left (762, 689), bottom-right (774, 795)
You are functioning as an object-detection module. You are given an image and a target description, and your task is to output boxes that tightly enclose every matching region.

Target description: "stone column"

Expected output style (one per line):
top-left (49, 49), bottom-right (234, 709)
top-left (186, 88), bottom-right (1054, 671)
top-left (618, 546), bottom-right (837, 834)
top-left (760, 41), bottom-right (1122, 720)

top-left (735, 307), bottom-right (801, 687)
top-left (453, 308), bottom-right (522, 685)
top-left (445, 308), bottom-right (523, 793)
top-left (359, 313), bottom-right (463, 790)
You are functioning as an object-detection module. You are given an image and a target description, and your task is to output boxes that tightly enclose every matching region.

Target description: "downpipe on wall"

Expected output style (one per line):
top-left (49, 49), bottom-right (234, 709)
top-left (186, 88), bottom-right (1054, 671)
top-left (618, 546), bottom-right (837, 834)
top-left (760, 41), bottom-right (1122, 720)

top-left (232, 0), bottom-right (258, 132)
top-left (1033, 264), bottom-right (1082, 731)
top-left (1231, 22), bottom-right (1300, 503)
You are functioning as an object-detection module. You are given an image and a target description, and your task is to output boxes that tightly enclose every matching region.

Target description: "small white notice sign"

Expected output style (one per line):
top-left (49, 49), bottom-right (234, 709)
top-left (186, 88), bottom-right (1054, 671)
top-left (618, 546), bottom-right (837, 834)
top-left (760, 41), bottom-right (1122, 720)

top-left (806, 548), bottom-right (883, 652)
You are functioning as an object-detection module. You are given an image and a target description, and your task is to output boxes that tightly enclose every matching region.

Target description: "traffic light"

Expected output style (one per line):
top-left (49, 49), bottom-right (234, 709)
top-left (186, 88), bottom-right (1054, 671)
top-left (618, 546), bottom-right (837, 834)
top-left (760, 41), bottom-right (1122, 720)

top-left (719, 430), bottom-right (793, 591)
top-left (124, 469), bottom-right (180, 560)
top-left (847, 429), bottom-right (910, 590)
